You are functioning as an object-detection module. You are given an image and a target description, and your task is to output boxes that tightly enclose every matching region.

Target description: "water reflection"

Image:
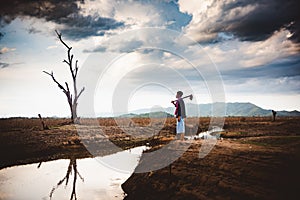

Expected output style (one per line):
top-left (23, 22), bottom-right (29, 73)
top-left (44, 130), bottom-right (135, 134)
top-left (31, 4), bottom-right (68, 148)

top-left (49, 158), bottom-right (84, 200)
top-left (0, 146), bottom-right (146, 200)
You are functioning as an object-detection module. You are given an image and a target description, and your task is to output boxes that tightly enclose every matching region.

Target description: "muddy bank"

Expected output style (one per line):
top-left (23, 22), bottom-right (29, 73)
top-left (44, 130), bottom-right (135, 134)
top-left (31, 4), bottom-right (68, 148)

top-left (122, 117), bottom-right (300, 200)
top-left (0, 118), bottom-right (174, 169)
top-left (122, 138), bottom-right (300, 200)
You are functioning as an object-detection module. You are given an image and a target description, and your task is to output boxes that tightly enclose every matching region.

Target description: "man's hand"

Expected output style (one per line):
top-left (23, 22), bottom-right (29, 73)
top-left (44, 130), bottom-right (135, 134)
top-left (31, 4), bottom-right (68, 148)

top-left (171, 100), bottom-right (176, 106)
top-left (177, 116), bottom-right (181, 122)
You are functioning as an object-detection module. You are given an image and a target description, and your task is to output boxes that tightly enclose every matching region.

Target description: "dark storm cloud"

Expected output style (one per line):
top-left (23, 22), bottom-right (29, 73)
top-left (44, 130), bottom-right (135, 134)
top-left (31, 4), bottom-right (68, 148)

top-left (176, 56), bottom-right (300, 90)
top-left (57, 14), bottom-right (123, 40)
top-left (0, 0), bottom-right (123, 40)
top-left (0, 0), bottom-right (80, 25)
top-left (187, 0), bottom-right (300, 44)
top-left (221, 56), bottom-right (300, 81)
top-left (225, 0), bottom-right (300, 42)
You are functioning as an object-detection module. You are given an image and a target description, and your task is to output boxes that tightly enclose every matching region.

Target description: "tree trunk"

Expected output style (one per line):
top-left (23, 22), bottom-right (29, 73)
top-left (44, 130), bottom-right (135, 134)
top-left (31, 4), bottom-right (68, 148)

top-left (43, 31), bottom-right (85, 124)
top-left (71, 103), bottom-right (78, 123)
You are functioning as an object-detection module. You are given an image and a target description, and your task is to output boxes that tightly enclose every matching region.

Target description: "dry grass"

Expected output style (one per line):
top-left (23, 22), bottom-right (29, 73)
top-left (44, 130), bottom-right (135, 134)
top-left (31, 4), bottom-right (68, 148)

top-left (0, 117), bottom-right (72, 131)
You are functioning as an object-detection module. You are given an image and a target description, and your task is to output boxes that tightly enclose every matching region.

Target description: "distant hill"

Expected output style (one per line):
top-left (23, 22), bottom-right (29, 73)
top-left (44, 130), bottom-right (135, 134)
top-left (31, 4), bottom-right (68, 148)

top-left (118, 113), bottom-right (138, 118)
top-left (118, 111), bottom-right (174, 118)
top-left (128, 102), bottom-right (300, 117)
top-left (225, 102), bottom-right (300, 117)
top-left (224, 102), bottom-right (270, 116)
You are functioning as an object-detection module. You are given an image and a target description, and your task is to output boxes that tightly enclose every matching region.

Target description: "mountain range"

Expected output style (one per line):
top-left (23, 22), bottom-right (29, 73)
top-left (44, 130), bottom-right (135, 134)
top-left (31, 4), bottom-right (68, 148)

top-left (118, 102), bottom-right (300, 117)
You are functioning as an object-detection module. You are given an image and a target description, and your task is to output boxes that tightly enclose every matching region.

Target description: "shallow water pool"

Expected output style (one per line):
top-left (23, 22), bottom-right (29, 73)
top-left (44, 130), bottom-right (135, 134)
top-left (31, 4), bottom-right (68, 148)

top-left (0, 146), bottom-right (146, 200)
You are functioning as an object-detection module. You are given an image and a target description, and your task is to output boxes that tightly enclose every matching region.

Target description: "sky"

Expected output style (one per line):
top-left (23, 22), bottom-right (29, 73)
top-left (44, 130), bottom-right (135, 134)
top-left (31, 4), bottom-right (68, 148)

top-left (0, 0), bottom-right (300, 117)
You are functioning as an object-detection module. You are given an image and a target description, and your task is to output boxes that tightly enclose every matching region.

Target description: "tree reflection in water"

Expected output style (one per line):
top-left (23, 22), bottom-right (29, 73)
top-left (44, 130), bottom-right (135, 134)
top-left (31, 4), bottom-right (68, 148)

top-left (49, 158), bottom-right (84, 200)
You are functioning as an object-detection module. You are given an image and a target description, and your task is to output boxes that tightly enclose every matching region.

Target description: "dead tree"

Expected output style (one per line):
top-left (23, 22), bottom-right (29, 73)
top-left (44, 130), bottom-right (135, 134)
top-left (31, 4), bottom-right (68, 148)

top-left (43, 30), bottom-right (85, 123)
top-left (38, 114), bottom-right (49, 130)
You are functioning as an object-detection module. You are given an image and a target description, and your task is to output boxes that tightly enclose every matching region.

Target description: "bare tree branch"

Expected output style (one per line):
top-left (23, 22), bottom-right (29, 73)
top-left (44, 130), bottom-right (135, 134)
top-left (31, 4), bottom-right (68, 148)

top-left (77, 87), bottom-right (85, 99)
top-left (44, 31), bottom-right (85, 123)
top-left (43, 71), bottom-right (68, 94)
top-left (63, 59), bottom-right (70, 65)
top-left (75, 60), bottom-right (79, 78)
top-left (55, 30), bottom-right (71, 50)
top-left (49, 159), bottom-right (83, 200)
top-left (65, 82), bottom-right (69, 92)
top-left (77, 171), bottom-right (84, 182)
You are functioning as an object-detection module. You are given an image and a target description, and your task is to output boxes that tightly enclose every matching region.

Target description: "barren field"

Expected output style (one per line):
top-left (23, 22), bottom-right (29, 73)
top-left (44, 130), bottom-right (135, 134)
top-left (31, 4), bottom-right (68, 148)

top-left (1, 117), bottom-right (300, 199)
top-left (123, 117), bottom-right (300, 200)
top-left (0, 117), bottom-right (176, 169)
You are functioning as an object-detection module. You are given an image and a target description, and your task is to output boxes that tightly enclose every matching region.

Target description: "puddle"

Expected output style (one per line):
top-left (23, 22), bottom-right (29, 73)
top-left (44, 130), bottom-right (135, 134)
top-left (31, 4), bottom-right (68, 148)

top-left (0, 146), bottom-right (147, 200)
top-left (185, 126), bottom-right (224, 140)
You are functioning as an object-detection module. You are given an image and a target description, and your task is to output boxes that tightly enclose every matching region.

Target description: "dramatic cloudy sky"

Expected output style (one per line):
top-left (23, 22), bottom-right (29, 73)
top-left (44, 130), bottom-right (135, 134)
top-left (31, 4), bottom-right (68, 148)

top-left (0, 0), bottom-right (299, 117)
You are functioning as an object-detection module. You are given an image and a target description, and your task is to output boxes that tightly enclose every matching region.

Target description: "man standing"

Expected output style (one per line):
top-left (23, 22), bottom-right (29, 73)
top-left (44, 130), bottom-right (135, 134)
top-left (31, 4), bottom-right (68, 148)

top-left (171, 91), bottom-right (186, 141)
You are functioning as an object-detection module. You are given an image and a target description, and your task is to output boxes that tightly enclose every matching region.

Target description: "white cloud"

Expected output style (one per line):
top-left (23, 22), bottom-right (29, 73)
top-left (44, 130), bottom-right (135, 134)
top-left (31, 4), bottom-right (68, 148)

top-left (1, 0), bottom-right (300, 117)
top-left (238, 29), bottom-right (300, 67)
top-left (86, 26), bottom-right (300, 97)
top-left (178, 0), bottom-right (257, 43)
top-left (114, 2), bottom-right (161, 28)
top-left (78, 0), bottom-right (190, 31)
top-left (141, 27), bottom-right (300, 74)
top-left (225, 76), bottom-right (300, 94)
top-left (0, 47), bottom-right (16, 54)
top-left (202, 28), bottom-right (300, 69)
top-left (78, 0), bottom-right (163, 28)
top-left (178, 0), bottom-right (213, 16)
top-left (46, 45), bottom-right (58, 50)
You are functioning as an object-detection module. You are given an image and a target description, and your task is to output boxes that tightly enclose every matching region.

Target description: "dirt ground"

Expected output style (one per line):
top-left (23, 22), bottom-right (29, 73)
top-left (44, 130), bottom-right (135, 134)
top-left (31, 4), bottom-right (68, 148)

top-left (122, 117), bottom-right (300, 200)
top-left (0, 117), bottom-right (174, 169)
top-left (1, 117), bottom-right (300, 199)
